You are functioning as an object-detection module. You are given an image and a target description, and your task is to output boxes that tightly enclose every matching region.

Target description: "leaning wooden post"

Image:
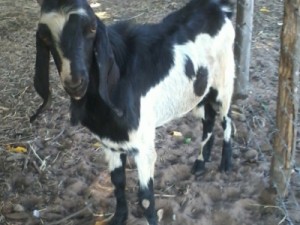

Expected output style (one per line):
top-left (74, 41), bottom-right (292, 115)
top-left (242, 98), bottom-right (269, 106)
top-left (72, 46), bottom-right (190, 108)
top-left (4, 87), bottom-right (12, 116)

top-left (234, 0), bottom-right (254, 100)
top-left (270, 0), bottom-right (300, 197)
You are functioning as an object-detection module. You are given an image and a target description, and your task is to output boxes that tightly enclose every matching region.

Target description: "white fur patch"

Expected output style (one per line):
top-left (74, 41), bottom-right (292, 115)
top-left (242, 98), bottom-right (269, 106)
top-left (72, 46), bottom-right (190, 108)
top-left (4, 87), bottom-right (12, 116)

top-left (60, 57), bottom-right (72, 81)
top-left (221, 5), bottom-right (232, 14)
top-left (40, 12), bottom-right (67, 41)
top-left (142, 199), bottom-right (150, 209)
top-left (192, 105), bottom-right (205, 119)
top-left (212, 19), bottom-right (235, 116)
top-left (134, 150), bottom-right (157, 188)
top-left (197, 132), bottom-right (212, 160)
top-left (104, 149), bottom-right (123, 171)
top-left (223, 117), bottom-right (232, 142)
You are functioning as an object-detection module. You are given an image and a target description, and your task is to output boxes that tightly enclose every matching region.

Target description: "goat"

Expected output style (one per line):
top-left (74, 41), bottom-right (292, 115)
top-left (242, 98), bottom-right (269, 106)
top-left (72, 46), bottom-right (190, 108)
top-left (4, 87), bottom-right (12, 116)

top-left (31, 0), bottom-right (235, 224)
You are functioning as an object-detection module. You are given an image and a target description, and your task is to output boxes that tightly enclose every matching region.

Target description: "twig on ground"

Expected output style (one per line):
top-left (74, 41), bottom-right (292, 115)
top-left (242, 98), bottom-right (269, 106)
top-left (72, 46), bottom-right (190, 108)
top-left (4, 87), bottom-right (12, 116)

top-left (31, 159), bottom-right (42, 174)
top-left (23, 152), bottom-right (31, 171)
top-left (93, 212), bottom-right (113, 218)
top-left (249, 203), bottom-right (289, 225)
top-left (51, 152), bottom-right (61, 164)
top-left (28, 142), bottom-right (49, 171)
top-left (0, 106), bottom-right (9, 111)
top-left (46, 203), bottom-right (92, 225)
top-left (126, 12), bottom-right (144, 20)
top-left (17, 86), bottom-right (29, 98)
top-left (44, 128), bottom-right (65, 142)
top-left (154, 194), bottom-right (176, 198)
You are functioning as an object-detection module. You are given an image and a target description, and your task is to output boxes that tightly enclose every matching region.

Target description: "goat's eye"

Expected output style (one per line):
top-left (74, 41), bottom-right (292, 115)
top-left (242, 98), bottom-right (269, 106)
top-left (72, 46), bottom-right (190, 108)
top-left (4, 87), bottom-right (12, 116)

top-left (85, 24), bottom-right (97, 38)
top-left (86, 27), bottom-right (96, 35)
top-left (90, 27), bottom-right (96, 33)
top-left (88, 23), bottom-right (97, 33)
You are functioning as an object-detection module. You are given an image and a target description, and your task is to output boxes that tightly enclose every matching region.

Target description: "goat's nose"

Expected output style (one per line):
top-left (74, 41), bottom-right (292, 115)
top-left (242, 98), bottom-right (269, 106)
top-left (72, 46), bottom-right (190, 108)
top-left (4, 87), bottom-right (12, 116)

top-left (64, 77), bottom-right (83, 89)
top-left (62, 74), bottom-right (88, 99)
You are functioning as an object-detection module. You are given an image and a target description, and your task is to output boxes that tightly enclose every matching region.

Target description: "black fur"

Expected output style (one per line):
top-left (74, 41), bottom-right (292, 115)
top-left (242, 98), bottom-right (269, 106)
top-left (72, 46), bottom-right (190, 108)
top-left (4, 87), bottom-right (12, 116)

top-left (185, 56), bottom-right (195, 79)
top-left (194, 67), bottom-right (209, 96)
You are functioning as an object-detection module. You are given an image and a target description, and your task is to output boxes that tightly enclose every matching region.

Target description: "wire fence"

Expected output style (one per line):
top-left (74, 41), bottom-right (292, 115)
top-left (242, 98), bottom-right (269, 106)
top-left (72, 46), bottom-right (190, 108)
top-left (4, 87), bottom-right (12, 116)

top-left (235, 0), bottom-right (300, 224)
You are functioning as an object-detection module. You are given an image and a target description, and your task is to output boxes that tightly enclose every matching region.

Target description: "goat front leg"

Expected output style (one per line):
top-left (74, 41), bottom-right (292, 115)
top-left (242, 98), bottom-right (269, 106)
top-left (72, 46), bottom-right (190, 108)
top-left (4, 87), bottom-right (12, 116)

top-left (134, 149), bottom-right (157, 225)
top-left (104, 150), bottom-right (128, 225)
top-left (192, 103), bottom-right (216, 175)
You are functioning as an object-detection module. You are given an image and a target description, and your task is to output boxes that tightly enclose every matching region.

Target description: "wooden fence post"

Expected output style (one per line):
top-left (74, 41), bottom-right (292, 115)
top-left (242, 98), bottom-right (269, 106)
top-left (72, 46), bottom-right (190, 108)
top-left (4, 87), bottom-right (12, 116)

top-left (234, 0), bottom-right (254, 100)
top-left (270, 0), bottom-right (300, 197)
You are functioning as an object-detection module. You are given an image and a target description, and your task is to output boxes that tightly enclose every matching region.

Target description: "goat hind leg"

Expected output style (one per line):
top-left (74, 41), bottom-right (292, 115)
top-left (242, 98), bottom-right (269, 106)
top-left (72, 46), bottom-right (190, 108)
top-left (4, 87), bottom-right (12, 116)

top-left (192, 104), bottom-right (216, 175)
top-left (219, 109), bottom-right (233, 172)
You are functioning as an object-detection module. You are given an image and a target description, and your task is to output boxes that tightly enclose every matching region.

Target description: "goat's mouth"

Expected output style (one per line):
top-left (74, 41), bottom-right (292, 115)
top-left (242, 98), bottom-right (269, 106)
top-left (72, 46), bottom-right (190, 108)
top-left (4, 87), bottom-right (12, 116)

top-left (63, 79), bottom-right (88, 100)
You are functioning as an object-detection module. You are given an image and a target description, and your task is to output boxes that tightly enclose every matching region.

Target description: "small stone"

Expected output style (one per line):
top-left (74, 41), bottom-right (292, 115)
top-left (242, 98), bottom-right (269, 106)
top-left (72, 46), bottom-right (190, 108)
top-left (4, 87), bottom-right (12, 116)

top-left (170, 131), bottom-right (182, 137)
top-left (259, 187), bottom-right (277, 205)
top-left (237, 128), bottom-right (249, 139)
top-left (233, 113), bottom-right (247, 122)
top-left (33, 210), bottom-right (40, 218)
top-left (261, 143), bottom-right (272, 152)
top-left (5, 212), bottom-right (28, 220)
top-left (13, 204), bottom-right (25, 212)
top-left (244, 149), bottom-right (258, 162)
top-left (232, 148), bottom-right (240, 158)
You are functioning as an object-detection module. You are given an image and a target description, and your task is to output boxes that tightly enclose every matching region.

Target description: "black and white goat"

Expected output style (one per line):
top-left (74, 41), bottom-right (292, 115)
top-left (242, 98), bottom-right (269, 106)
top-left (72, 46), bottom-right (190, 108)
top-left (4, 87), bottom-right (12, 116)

top-left (31, 0), bottom-right (235, 224)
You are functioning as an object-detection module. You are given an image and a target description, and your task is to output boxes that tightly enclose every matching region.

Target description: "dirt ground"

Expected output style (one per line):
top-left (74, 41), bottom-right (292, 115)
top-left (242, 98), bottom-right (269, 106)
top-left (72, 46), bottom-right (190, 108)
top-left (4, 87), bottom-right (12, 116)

top-left (1, 0), bottom-right (299, 225)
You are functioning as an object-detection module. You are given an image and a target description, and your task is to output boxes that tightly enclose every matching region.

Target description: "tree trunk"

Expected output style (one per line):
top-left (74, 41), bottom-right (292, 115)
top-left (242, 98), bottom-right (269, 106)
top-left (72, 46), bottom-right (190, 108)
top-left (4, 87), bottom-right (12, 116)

top-left (270, 0), bottom-right (300, 197)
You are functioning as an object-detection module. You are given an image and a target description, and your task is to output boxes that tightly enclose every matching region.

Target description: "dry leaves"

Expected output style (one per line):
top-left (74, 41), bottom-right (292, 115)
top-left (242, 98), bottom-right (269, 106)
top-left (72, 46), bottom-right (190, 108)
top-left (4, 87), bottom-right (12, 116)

top-left (6, 144), bottom-right (27, 153)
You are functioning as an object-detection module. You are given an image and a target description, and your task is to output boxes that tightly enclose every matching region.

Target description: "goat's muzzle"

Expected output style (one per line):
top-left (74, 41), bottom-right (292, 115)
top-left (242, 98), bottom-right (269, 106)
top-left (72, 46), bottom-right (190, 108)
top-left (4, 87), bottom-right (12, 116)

top-left (63, 76), bottom-right (88, 100)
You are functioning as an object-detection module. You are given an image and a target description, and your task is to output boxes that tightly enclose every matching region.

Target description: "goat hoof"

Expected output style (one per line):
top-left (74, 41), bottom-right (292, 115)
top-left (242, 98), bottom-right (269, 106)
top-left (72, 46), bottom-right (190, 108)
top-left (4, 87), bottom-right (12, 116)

top-left (108, 216), bottom-right (127, 225)
top-left (108, 219), bottom-right (125, 225)
top-left (94, 215), bottom-right (112, 225)
top-left (95, 214), bottom-right (127, 225)
top-left (203, 151), bottom-right (211, 162)
top-left (95, 219), bottom-right (109, 225)
top-left (191, 159), bottom-right (206, 176)
top-left (204, 157), bottom-right (211, 162)
top-left (219, 163), bottom-right (232, 173)
top-left (95, 222), bottom-right (108, 225)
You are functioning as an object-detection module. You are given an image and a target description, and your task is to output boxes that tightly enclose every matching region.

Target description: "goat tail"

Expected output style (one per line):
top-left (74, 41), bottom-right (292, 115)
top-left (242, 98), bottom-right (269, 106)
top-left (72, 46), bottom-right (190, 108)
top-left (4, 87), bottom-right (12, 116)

top-left (219, 0), bottom-right (234, 19)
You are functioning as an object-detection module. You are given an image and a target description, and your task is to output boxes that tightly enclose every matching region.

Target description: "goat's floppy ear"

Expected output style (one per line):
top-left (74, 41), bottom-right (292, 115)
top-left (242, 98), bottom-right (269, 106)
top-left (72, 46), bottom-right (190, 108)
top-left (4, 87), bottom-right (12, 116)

top-left (30, 29), bottom-right (51, 123)
top-left (94, 22), bottom-right (123, 117)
